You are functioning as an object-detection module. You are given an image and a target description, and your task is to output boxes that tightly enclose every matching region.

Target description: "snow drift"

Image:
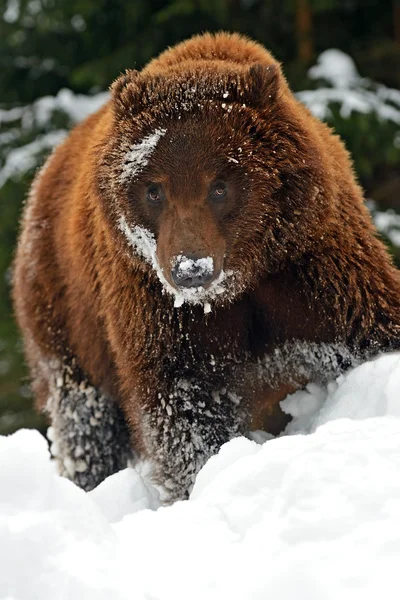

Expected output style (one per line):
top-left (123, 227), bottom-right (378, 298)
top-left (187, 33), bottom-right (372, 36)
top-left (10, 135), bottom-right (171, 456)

top-left (2, 352), bottom-right (400, 600)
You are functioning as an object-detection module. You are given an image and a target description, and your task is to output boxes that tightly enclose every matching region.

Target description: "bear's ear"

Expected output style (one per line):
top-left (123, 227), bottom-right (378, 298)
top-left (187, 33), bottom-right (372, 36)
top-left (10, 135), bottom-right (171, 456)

top-left (246, 63), bottom-right (281, 108)
top-left (110, 69), bottom-right (142, 118)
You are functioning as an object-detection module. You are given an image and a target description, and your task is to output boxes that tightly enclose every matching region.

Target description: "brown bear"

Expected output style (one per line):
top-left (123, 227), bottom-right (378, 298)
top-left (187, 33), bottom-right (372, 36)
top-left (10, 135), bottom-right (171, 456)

top-left (13, 32), bottom-right (400, 501)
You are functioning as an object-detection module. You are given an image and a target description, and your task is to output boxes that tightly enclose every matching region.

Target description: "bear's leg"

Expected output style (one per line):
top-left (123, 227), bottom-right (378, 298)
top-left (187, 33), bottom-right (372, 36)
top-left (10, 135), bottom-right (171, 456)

top-left (138, 376), bottom-right (246, 502)
top-left (46, 364), bottom-right (132, 491)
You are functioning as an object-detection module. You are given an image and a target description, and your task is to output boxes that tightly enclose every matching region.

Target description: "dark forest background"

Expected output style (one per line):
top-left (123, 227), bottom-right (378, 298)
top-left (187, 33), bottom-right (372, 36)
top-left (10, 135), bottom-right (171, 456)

top-left (1, 0), bottom-right (400, 435)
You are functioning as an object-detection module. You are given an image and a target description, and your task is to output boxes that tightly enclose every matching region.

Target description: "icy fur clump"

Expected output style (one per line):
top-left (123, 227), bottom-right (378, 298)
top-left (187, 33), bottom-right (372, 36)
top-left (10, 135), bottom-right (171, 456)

top-left (170, 269), bottom-right (228, 313)
top-left (119, 128), bottom-right (167, 183)
top-left (45, 363), bottom-right (132, 491)
top-left (258, 340), bottom-right (359, 388)
top-left (141, 377), bottom-right (245, 502)
top-left (118, 215), bottom-right (230, 312)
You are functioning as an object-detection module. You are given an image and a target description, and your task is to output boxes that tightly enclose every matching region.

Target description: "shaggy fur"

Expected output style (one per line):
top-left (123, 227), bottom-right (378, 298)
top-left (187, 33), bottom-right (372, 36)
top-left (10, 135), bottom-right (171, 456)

top-left (13, 32), bottom-right (400, 499)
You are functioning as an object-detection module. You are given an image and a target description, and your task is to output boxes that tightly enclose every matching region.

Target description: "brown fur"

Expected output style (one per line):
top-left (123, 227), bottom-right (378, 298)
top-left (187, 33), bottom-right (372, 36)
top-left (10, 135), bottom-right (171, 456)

top-left (13, 32), bottom-right (400, 499)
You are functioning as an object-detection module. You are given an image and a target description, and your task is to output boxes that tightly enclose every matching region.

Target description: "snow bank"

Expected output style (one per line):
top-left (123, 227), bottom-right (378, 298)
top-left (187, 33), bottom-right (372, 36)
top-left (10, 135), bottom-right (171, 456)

top-left (308, 48), bottom-right (361, 88)
top-left (2, 352), bottom-right (400, 599)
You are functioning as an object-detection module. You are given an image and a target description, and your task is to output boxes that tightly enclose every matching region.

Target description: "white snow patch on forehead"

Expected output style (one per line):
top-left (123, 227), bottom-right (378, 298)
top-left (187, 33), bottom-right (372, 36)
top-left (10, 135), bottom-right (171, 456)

top-left (118, 216), bottom-right (232, 312)
top-left (119, 128), bottom-right (167, 183)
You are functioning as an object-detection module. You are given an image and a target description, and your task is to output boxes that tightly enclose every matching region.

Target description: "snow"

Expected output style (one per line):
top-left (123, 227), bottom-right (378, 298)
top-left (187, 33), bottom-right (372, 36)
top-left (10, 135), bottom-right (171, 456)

top-left (2, 352), bottom-right (400, 599)
top-left (308, 49), bottom-right (361, 88)
top-left (371, 206), bottom-right (400, 247)
top-left (119, 128), bottom-right (167, 183)
top-left (282, 352), bottom-right (400, 433)
top-left (168, 267), bottom-right (229, 309)
top-left (0, 130), bottom-right (66, 188)
top-left (44, 367), bottom-right (132, 491)
top-left (0, 89), bottom-right (108, 188)
top-left (258, 340), bottom-right (357, 388)
top-left (298, 49), bottom-right (400, 124)
top-left (0, 88), bottom-right (109, 129)
top-left (173, 255), bottom-right (214, 279)
top-left (2, 0), bottom-right (19, 23)
top-left (299, 86), bottom-right (400, 123)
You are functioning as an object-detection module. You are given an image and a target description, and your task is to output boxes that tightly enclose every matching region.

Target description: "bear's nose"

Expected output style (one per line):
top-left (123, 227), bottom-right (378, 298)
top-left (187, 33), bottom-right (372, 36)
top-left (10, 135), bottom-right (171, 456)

top-left (171, 255), bottom-right (214, 288)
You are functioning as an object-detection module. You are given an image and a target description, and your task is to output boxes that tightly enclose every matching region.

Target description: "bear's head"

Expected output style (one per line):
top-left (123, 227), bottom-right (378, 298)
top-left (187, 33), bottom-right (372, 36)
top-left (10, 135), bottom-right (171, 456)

top-left (97, 62), bottom-right (330, 310)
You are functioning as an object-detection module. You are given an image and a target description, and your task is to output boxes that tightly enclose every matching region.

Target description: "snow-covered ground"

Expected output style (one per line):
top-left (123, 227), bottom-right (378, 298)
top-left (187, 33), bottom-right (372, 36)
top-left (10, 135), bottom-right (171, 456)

top-left (2, 352), bottom-right (400, 600)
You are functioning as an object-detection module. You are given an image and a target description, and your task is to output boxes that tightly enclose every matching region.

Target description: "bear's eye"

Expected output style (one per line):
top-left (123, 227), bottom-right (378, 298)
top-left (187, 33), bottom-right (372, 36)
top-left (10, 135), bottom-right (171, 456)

top-left (210, 182), bottom-right (227, 201)
top-left (146, 185), bottom-right (164, 206)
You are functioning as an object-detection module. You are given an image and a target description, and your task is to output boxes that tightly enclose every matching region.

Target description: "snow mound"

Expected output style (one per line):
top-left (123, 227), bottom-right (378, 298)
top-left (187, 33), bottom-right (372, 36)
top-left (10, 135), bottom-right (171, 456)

top-left (308, 48), bottom-right (361, 88)
top-left (2, 352), bottom-right (400, 599)
top-left (298, 49), bottom-right (400, 124)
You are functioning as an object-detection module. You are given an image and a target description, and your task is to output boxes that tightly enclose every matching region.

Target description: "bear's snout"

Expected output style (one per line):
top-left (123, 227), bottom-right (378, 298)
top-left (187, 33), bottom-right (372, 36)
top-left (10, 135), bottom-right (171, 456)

top-left (171, 255), bottom-right (215, 289)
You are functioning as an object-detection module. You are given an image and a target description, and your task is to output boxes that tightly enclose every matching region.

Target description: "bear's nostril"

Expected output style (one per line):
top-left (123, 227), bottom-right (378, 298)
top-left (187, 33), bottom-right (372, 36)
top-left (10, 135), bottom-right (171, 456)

top-left (172, 269), bottom-right (213, 288)
top-left (171, 256), bottom-right (214, 288)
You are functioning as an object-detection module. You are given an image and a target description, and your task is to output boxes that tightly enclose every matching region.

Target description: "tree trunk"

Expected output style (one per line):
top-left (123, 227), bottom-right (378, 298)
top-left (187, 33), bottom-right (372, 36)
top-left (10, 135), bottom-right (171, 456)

top-left (394, 0), bottom-right (400, 45)
top-left (296, 0), bottom-right (314, 64)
